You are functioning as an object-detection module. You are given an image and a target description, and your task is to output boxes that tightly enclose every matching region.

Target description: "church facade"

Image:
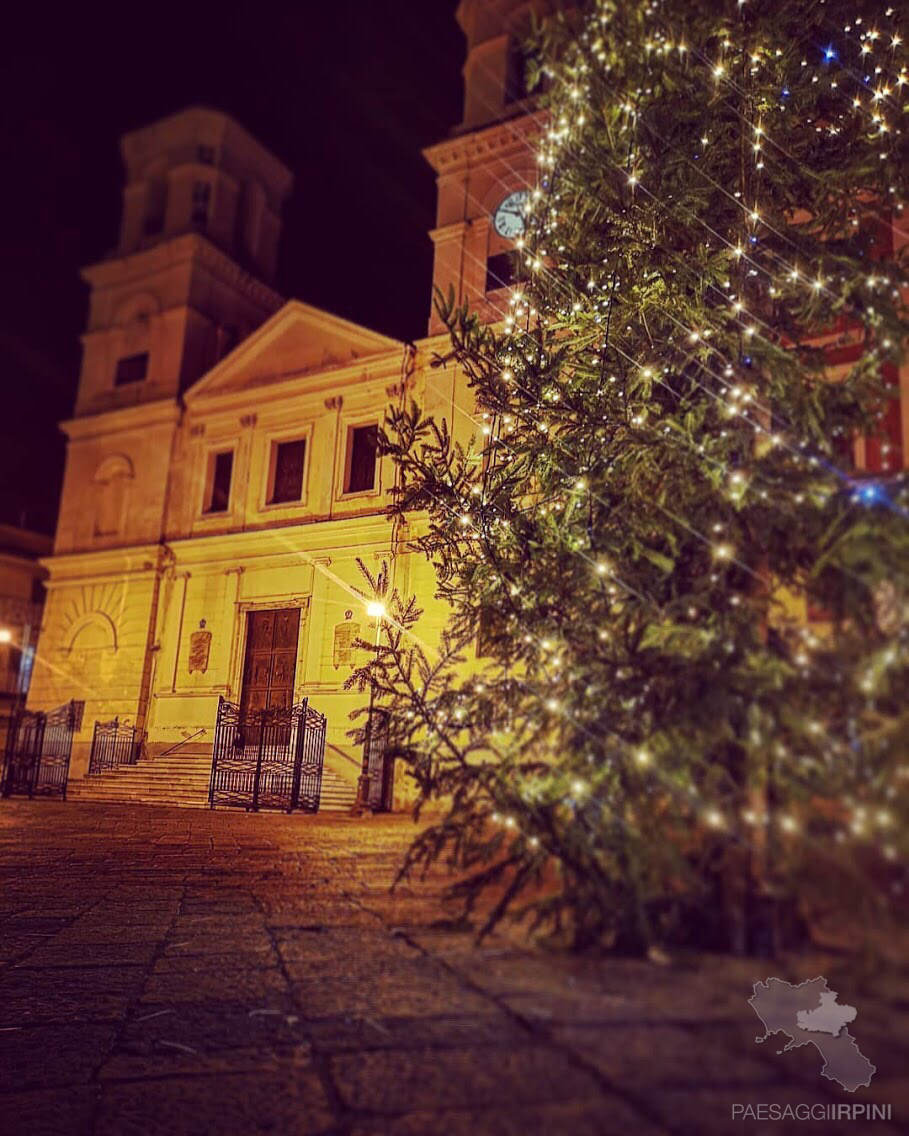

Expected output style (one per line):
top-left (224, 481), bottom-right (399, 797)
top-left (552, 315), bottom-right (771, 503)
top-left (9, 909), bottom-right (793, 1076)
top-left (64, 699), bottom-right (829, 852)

top-left (26, 1), bottom-right (551, 804)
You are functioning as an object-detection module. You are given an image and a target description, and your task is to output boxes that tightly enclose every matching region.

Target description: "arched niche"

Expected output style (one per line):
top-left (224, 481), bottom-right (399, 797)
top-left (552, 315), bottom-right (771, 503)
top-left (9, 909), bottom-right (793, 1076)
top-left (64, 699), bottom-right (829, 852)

top-left (93, 454), bottom-right (134, 537)
top-left (63, 612), bottom-right (118, 689)
top-left (66, 612), bottom-right (118, 654)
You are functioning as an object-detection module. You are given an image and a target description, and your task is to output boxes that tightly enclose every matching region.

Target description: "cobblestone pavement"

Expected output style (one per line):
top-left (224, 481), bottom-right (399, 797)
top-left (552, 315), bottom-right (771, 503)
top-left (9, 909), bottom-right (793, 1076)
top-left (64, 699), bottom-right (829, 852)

top-left (0, 802), bottom-right (907, 1136)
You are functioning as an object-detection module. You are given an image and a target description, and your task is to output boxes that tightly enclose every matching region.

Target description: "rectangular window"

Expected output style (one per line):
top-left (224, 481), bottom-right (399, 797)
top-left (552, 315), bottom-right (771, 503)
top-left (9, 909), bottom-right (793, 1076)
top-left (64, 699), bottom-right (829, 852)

top-left (143, 179), bottom-right (166, 236)
top-left (114, 352), bottom-right (149, 386)
top-left (268, 438), bottom-right (306, 504)
top-left (192, 181), bottom-right (211, 227)
top-left (486, 251), bottom-right (517, 293)
top-left (505, 37), bottom-right (541, 104)
top-left (345, 425), bottom-right (378, 494)
top-left (204, 450), bottom-right (233, 514)
top-left (476, 609), bottom-right (495, 658)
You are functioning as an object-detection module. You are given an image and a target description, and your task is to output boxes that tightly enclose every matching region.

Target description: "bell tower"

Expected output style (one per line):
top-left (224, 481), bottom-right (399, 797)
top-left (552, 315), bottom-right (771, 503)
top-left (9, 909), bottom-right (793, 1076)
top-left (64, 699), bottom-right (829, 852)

top-left (423, 0), bottom-right (556, 334)
top-left (74, 107), bottom-right (293, 417)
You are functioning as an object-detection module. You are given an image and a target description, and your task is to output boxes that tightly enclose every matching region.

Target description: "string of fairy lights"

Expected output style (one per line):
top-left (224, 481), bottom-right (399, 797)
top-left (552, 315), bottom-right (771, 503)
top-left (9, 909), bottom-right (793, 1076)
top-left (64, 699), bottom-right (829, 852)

top-left (393, 0), bottom-right (907, 863)
top-left (416, 6), bottom-right (906, 660)
top-left (386, 8), bottom-right (895, 713)
top-left (450, 80), bottom-right (885, 557)
top-left (463, 1), bottom-right (908, 563)
top-left (424, 14), bottom-right (904, 542)
top-left (425, 44), bottom-right (897, 616)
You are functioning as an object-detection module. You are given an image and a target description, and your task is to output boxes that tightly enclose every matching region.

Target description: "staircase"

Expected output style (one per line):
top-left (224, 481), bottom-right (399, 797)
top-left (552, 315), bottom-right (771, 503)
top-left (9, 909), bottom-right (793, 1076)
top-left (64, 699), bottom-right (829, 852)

top-left (68, 747), bottom-right (212, 809)
top-left (68, 746), bottom-right (357, 813)
top-left (317, 766), bottom-right (357, 812)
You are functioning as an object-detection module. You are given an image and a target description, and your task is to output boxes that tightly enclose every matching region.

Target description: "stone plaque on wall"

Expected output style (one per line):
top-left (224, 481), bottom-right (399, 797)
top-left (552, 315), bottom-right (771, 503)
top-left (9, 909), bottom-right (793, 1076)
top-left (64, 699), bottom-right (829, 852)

top-left (332, 611), bottom-right (360, 670)
top-left (188, 628), bottom-right (212, 674)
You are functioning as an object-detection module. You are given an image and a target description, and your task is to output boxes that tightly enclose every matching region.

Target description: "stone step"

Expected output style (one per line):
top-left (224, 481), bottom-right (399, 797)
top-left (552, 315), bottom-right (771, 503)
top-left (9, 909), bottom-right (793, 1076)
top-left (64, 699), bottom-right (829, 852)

top-left (69, 790), bottom-right (207, 799)
top-left (69, 791), bottom-right (208, 805)
top-left (74, 769), bottom-right (209, 782)
top-left (91, 782), bottom-right (208, 791)
top-left (69, 757), bottom-right (358, 813)
top-left (85, 763), bottom-right (211, 776)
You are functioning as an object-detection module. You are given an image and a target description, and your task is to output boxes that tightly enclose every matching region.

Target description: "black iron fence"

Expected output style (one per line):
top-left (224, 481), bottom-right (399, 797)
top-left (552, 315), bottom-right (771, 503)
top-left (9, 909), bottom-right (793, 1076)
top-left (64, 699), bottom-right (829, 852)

top-left (209, 696), bottom-right (326, 813)
top-left (88, 719), bottom-right (140, 774)
top-left (1, 701), bottom-right (78, 800)
top-left (365, 708), bottom-right (394, 812)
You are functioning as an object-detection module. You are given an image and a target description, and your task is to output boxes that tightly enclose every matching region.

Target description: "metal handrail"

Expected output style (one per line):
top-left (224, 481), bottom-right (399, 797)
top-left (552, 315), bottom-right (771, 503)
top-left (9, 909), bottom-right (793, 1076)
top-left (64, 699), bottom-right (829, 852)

top-left (154, 728), bottom-right (206, 760)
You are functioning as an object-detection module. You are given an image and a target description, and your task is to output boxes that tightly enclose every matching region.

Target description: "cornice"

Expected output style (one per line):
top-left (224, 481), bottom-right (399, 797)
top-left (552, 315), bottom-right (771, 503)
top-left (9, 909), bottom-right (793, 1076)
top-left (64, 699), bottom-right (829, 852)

top-left (428, 222), bottom-right (471, 243)
top-left (186, 351), bottom-right (406, 415)
top-left (414, 329), bottom-right (457, 355)
top-left (423, 112), bottom-right (544, 175)
top-left (164, 517), bottom-right (395, 566)
top-left (0, 551), bottom-right (46, 577)
top-left (81, 233), bottom-right (283, 313)
top-left (40, 543), bottom-right (168, 582)
top-left (61, 399), bottom-right (181, 440)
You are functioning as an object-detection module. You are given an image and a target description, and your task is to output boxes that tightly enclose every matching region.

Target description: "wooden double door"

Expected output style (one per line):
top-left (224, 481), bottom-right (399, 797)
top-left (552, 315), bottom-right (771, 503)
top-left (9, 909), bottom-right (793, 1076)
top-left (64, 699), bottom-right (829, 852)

top-left (239, 608), bottom-right (301, 722)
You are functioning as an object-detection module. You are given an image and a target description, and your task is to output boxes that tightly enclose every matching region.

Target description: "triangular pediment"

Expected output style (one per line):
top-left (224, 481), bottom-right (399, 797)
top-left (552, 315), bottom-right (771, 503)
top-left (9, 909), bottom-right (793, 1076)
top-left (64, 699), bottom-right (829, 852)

top-left (186, 300), bottom-right (404, 402)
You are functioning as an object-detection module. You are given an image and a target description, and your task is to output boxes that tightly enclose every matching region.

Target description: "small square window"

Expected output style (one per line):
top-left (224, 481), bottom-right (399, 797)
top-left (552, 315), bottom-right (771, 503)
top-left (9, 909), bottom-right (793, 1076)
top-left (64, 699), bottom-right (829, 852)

top-left (114, 352), bottom-right (149, 386)
top-left (204, 450), bottom-right (233, 514)
top-left (345, 425), bottom-right (378, 494)
top-left (268, 438), bottom-right (306, 504)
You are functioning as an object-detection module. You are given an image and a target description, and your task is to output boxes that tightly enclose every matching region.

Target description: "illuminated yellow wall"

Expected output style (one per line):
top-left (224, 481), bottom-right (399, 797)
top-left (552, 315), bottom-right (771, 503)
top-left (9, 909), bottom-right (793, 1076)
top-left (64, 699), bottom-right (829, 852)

top-left (30, 303), bottom-right (468, 789)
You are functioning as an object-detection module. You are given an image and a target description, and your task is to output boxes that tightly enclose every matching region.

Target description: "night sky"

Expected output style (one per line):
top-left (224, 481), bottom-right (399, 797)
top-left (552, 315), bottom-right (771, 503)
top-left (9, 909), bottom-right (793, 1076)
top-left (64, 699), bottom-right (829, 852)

top-left (0, 0), bottom-right (464, 533)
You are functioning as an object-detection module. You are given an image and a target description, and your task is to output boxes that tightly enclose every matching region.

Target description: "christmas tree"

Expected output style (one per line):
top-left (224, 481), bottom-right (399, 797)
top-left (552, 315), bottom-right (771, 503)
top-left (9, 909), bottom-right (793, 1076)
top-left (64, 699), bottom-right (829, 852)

top-left (359, 0), bottom-right (909, 953)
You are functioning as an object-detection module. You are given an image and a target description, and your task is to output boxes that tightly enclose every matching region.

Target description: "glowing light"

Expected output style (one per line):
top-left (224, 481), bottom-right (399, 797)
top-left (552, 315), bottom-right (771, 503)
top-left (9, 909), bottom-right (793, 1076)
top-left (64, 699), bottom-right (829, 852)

top-left (366, 601), bottom-right (386, 619)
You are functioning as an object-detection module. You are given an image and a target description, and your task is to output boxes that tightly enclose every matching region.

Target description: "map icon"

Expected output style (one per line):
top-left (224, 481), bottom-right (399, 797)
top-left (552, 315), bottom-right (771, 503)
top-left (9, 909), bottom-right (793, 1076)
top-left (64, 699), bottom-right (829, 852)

top-left (749, 977), bottom-right (875, 1093)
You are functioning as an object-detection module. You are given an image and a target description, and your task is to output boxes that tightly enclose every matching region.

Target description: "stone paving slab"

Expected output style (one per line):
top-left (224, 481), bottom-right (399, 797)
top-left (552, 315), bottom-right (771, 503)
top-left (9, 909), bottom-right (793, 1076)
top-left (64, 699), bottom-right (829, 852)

top-left (0, 800), bottom-right (906, 1135)
top-left (94, 1067), bottom-right (335, 1136)
top-left (0, 1085), bottom-right (98, 1136)
top-left (347, 1097), bottom-right (668, 1136)
top-left (0, 1024), bottom-right (118, 1093)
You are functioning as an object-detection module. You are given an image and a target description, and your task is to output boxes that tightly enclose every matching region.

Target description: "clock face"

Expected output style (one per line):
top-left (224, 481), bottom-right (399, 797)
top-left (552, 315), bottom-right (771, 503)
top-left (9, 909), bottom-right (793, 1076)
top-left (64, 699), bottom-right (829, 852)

top-left (493, 189), bottom-right (530, 239)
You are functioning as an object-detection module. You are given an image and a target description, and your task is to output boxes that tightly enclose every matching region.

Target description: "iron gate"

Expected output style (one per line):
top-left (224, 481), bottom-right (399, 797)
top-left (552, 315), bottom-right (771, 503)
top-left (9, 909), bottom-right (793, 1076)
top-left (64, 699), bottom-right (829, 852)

top-left (89, 719), bottom-right (140, 774)
top-left (1, 702), bottom-right (78, 800)
top-left (208, 695), bottom-right (326, 812)
top-left (365, 709), bottom-right (394, 812)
